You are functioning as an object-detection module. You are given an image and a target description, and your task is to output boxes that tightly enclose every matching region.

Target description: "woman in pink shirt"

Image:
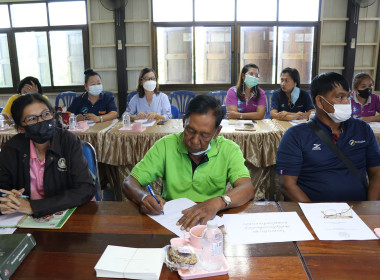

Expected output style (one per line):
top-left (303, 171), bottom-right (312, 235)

top-left (225, 63), bottom-right (266, 120)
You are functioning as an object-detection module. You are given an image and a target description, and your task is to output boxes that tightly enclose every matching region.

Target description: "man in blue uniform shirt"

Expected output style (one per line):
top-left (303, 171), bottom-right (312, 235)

top-left (276, 72), bottom-right (380, 201)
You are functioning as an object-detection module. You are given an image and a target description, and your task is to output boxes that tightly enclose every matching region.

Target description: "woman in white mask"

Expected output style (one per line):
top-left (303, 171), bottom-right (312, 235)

top-left (270, 67), bottom-right (315, 121)
top-left (225, 63), bottom-right (267, 120)
top-left (67, 69), bottom-right (118, 123)
top-left (125, 68), bottom-right (171, 121)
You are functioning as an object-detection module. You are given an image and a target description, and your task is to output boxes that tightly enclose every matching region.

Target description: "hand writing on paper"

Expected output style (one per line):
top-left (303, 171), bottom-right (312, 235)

top-left (0, 188), bottom-right (33, 215)
top-left (176, 198), bottom-right (223, 231)
top-left (140, 194), bottom-right (166, 215)
top-left (76, 114), bottom-right (86, 122)
top-left (85, 113), bottom-right (98, 122)
top-left (146, 112), bottom-right (158, 122)
top-left (137, 112), bottom-right (147, 119)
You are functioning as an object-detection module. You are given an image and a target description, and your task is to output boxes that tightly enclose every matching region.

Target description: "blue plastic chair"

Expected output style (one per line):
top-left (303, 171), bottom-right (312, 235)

top-left (264, 90), bottom-right (274, 119)
top-left (171, 105), bottom-right (179, 119)
top-left (169, 90), bottom-right (195, 116)
top-left (208, 90), bottom-right (227, 105)
top-left (126, 91), bottom-right (138, 108)
top-left (81, 141), bottom-right (102, 201)
top-left (55, 91), bottom-right (77, 109)
top-left (221, 105), bottom-right (227, 118)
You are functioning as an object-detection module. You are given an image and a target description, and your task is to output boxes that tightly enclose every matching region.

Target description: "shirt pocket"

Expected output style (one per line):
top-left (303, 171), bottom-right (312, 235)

top-left (205, 175), bottom-right (228, 196)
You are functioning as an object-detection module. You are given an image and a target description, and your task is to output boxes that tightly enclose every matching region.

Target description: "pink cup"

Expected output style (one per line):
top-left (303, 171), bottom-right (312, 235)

top-left (185, 225), bottom-right (206, 250)
top-left (77, 121), bottom-right (89, 129)
top-left (131, 123), bottom-right (143, 131)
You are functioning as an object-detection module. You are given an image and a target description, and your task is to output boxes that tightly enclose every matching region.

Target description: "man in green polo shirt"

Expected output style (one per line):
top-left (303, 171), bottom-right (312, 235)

top-left (123, 95), bottom-right (255, 231)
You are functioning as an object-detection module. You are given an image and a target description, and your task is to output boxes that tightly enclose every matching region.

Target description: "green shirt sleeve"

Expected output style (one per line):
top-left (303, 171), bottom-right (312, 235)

top-left (130, 137), bottom-right (166, 187)
top-left (226, 141), bottom-right (250, 186)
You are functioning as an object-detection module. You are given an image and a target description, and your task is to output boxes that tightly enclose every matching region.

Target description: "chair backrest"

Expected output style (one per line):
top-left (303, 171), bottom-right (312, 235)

top-left (126, 91), bottom-right (139, 108)
top-left (169, 90), bottom-right (195, 116)
top-left (208, 90), bottom-right (227, 105)
top-left (221, 105), bottom-right (227, 118)
top-left (81, 141), bottom-right (102, 201)
top-left (171, 105), bottom-right (179, 119)
top-left (264, 90), bottom-right (274, 119)
top-left (55, 91), bottom-right (77, 109)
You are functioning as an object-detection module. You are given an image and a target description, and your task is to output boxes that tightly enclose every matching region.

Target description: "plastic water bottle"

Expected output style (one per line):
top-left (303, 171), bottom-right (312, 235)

top-left (0, 114), bottom-right (5, 129)
top-left (69, 113), bottom-right (77, 130)
top-left (201, 220), bottom-right (223, 271)
top-left (122, 112), bottom-right (131, 128)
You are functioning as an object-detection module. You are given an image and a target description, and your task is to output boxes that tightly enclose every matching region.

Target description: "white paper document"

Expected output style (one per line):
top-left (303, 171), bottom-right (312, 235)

top-left (95, 245), bottom-right (164, 280)
top-left (0, 212), bottom-right (25, 227)
top-left (134, 119), bottom-right (156, 127)
top-left (222, 212), bottom-right (314, 244)
top-left (0, 227), bottom-right (17, 234)
top-left (368, 122), bottom-right (380, 129)
top-left (147, 197), bottom-right (223, 237)
top-left (299, 202), bottom-right (378, 241)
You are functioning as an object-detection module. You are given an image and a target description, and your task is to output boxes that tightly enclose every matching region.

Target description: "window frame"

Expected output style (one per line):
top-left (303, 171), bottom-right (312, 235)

top-left (152, 0), bottom-right (320, 91)
top-left (0, 0), bottom-right (89, 94)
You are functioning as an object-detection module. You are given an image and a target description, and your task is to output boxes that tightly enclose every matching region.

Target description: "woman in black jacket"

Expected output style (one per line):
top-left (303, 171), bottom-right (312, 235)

top-left (0, 93), bottom-right (95, 217)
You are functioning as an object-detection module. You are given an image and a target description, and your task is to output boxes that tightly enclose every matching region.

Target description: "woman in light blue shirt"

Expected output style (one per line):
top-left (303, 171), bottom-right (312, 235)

top-left (126, 68), bottom-right (172, 121)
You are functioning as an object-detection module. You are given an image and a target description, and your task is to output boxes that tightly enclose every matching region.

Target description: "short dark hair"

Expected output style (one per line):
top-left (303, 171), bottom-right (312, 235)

top-left (17, 76), bottom-right (42, 94)
top-left (137, 68), bottom-right (159, 97)
top-left (310, 72), bottom-right (350, 104)
top-left (84, 68), bottom-right (101, 84)
top-left (185, 95), bottom-right (224, 128)
top-left (281, 67), bottom-right (300, 87)
top-left (11, 93), bottom-right (54, 128)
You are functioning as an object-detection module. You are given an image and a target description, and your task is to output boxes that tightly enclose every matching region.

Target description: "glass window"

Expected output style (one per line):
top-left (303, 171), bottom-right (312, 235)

top-left (153, 0), bottom-right (193, 22)
top-left (240, 26), bottom-right (276, 84)
top-left (48, 1), bottom-right (87, 26)
top-left (195, 27), bottom-right (231, 83)
top-left (277, 27), bottom-right (314, 84)
top-left (15, 32), bottom-right (51, 86)
top-left (157, 27), bottom-right (193, 84)
top-left (0, 5), bottom-right (10, 28)
top-left (237, 0), bottom-right (277, 22)
top-left (279, 0), bottom-right (319, 21)
top-left (0, 34), bottom-right (12, 88)
top-left (195, 0), bottom-right (235, 22)
top-left (10, 3), bottom-right (48, 27)
top-left (50, 30), bottom-right (84, 86)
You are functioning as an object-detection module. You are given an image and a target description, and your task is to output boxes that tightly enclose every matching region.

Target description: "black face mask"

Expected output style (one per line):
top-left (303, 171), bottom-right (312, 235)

top-left (358, 88), bottom-right (372, 99)
top-left (24, 119), bottom-right (56, 144)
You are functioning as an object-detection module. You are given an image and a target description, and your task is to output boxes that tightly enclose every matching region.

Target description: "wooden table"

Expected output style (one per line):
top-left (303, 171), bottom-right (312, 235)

top-left (13, 201), bottom-right (308, 280)
top-left (279, 201), bottom-right (380, 280)
top-left (100, 119), bottom-right (286, 201)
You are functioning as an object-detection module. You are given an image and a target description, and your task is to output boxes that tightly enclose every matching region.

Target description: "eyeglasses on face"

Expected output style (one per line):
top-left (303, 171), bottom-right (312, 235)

top-left (142, 77), bottom-right (156, 81)
top-left (246, 72), bottom-right (260, 78)
top-left (23, 110), bottom-right (53, 126)
top-left (321, 205), bottom-right (353, 219)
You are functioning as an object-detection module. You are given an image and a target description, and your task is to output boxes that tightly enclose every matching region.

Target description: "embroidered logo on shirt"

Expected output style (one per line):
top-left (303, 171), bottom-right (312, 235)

top-left (312, 144), bottom-right (321, 150)
top-left (58, 158), bottom-right (67, 171)
top-left (349, 139), bottom-right (366, 146)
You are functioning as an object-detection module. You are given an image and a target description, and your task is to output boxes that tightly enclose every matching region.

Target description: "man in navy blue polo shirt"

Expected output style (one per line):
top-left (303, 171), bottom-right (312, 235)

top-left (276, 72), bottom-right (380, 201)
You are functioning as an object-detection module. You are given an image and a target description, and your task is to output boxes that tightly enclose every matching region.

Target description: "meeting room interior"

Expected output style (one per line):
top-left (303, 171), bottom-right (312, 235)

top-left (0, 0), bottom-right (379, 279)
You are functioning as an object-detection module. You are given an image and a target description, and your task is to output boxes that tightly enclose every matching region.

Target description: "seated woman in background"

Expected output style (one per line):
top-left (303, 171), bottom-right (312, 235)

top-left (67, 69), bottom-right (118, 123)
top-left (125, 68), bottom-right (171, 121)
top-left (270, 67), bottom-right (314, 120)
top-left (0, 93), bottom-right (95, 218)
top-left (351, 72), bottom-right (380, 122)
top-left (225, 63), bottom-right (266, 120)
top-left (2, 76), bottom-right (48, 122)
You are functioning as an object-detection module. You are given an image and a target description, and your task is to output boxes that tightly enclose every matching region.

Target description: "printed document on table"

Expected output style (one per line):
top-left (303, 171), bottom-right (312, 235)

top-left (0, 212), bottom-right (25, 227)
top-left (222, 212), bottom-right (314, 244)
top-left (299, 202), bottom-right (378, 241)
top-left (134, 119), bottom-right (156, 127)
top-left (147, 197), bottom-right (223, 237)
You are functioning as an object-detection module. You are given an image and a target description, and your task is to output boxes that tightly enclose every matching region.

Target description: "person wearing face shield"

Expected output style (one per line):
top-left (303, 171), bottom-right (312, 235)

top-left (124, 68), bottom-right (171, 121)
top-left (0, 93), bottom-right (95, 218)
top-left (350, 72), bottom-right (380, 122)
top-left (225, 63), bottom-right (266, 120)
top-left (123, 95), bottom-right (255, 232)
top-left (67, 69), bottom-right (118, 123)
top-left (276, 72), bottom-right (380, 202)
top-left (270, 67), bottom-right (315, 121)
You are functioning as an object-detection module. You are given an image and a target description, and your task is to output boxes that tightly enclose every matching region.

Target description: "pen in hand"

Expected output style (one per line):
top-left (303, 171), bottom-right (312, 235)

top-left (1, 194), bottom-right (29, 198)
top-left (147, 185), bottom-right (164, 215)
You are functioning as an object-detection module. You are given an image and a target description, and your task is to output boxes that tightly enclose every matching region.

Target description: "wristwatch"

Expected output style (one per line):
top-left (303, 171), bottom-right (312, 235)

top-left (100, 116), bottom-right (103, 123)
top-left (220, 195), bottom-right (232, 207)
top-left (240, 113), bottom-right (243, 119)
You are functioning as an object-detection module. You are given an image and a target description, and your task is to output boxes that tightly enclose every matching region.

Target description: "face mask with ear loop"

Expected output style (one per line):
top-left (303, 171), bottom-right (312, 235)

top-left (320, 96), bottom-right (352, 123)
top-left (184, 118), bottom-right (217, 155)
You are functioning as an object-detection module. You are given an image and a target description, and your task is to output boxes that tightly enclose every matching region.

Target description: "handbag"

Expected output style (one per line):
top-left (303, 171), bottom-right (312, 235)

top-left (307, 120), bottom-right (369, 191)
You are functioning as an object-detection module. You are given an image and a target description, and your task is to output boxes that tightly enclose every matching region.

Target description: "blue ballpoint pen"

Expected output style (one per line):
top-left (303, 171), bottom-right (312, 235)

top-left (1, 194), bottom-right (29, 198)
top-left (147, 185), bottom-right (164, 215)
